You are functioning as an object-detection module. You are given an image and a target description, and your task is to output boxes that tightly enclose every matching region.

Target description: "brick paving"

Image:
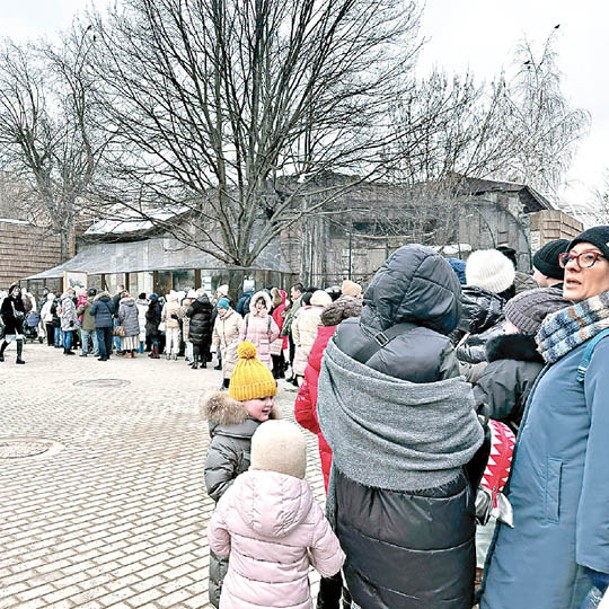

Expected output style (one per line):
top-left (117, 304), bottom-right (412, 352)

top-left (0, 342), bottom-right (324, 608)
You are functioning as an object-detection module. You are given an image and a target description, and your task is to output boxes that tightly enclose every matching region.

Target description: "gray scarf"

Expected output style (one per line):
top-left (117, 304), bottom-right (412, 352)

top-left (317, 339), bottom-right (484, 492)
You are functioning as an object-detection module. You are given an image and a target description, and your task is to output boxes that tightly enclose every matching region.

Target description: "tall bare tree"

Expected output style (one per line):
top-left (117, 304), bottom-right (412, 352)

top-left (0, 30), bottom-right (106, 261)
top-left (87, 0), bottom-right (423, 278)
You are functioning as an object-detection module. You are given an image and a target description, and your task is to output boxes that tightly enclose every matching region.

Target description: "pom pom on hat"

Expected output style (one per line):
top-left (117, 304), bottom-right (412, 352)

top-left (251, 420), bottom-right (307, 479)
top-left (466, 249), bottom-right (516, 294)
top-left (229, 341), bottom-right (277, 401)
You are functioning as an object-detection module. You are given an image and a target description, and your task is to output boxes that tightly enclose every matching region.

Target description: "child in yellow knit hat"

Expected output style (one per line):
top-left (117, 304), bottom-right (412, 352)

top-left (201, 341), bottom-right (279, 608)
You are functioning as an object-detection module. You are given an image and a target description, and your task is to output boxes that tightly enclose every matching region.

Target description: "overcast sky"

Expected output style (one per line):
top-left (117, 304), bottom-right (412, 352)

top-left (0, 0), bottom-right (605, 209)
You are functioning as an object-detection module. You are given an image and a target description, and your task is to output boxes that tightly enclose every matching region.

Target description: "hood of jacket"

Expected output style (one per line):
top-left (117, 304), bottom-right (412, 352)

top-left (458, 285), bottom-right (505, 334)
top-left (361, 244), bottom-right (462, 335)
top-left (250, 290), bottom-right (272, 313)
top-left (120, 297), bottom-right (135, 307)
top-left (202, 392), bottom-right (280, 435)
top-left (485, 333), bottom-right (544, 364)
top-left (233, 470), bottom-right (314, 538)
top-left (94, 291), bottom-right (112, 302)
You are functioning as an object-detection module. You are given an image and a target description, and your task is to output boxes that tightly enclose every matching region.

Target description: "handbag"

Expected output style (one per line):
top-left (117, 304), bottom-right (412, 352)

top-left (113, 325), bottom-right (126, 337)
top-left (158, 321), bottom-right (166, 332)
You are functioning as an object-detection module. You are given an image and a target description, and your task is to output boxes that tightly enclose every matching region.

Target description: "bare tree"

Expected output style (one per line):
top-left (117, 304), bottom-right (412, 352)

top-left (87, 0), bottom-right (423, 284)
top-left (0, 30), bottom-right (106, 262)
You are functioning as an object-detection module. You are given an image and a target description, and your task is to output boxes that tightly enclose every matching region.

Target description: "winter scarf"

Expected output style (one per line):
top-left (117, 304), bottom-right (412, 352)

top-left (537, 291), bottom-right (609, 364)
top-left (317, 339), bottom-right (483, 493)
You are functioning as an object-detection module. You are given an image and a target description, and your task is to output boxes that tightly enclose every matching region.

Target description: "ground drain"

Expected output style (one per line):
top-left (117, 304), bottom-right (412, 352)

top-left (0, 438), bottom-right (65, 459)
top-left (73, 379), bottom-right (131, 388)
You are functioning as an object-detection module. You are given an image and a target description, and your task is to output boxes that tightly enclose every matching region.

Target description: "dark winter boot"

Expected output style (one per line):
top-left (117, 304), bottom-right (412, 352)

top-left (16, 340), bottom-right (25, 365)
top-left (222, 378), bottom-right (230, 389)
top-left (0, 340), bottom-right (7, 362)
top-left (149, 344), bottom-right (160, 359)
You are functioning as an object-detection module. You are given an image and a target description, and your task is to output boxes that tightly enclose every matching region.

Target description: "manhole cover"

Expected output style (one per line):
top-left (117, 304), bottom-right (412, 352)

top-left (0, 438), bottom-right (64, 459)
top-left (73, 379), bottom-right (131, 388)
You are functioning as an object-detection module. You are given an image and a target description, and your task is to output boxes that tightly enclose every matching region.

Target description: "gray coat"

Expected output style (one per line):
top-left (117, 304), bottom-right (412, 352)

top-left (60, 294), bottom-right (79, 332)
top-left (481, 337), bottom-right (609, 609)
top-left (118, 297), bottom-right (140, 337)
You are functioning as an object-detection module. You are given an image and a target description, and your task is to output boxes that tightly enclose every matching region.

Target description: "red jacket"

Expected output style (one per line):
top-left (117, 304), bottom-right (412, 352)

top-left (294, 324), bottom-right (336, 492)
top-left (271, 290), bottom-right (288, 350)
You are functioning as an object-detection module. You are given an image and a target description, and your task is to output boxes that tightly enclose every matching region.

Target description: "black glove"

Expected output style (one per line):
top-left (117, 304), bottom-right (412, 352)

top-left (69, 320), bottom-right (74, 328)
top-left (171, 314), bottom-right (179, 320)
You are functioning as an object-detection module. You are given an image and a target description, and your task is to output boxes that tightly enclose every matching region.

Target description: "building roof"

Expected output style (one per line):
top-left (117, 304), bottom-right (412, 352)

top-left (26, 235), bottom-right (292, 280)
top-left (454, 177), bottom-right (554, 213)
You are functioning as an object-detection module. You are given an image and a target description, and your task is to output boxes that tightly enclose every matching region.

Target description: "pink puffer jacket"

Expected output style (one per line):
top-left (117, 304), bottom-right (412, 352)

top-left (208, 470), bottom-right (345, 609)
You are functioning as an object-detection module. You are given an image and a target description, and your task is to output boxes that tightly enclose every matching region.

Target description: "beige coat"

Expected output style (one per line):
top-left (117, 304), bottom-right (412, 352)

top-left (292, 306), bottom-right (324, 376)
top-left (212, 308), bottom-right (242, 379)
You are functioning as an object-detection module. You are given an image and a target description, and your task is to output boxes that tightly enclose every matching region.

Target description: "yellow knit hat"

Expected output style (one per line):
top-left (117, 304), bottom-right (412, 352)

top-left (228, 342), bottom-right (278, 401)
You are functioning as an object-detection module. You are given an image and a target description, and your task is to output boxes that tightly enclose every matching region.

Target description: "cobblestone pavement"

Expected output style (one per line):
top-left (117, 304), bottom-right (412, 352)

top-left (0, 342), bottom-right (324, 608)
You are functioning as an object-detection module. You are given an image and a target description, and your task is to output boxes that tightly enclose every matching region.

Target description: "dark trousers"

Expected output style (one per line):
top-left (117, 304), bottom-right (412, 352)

top-left (45, 323), bottom-right (54, 346)
top-left (96, 327), bottom-right (114, 360)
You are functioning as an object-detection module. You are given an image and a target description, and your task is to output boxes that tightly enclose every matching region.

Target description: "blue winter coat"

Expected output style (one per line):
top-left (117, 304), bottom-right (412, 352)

top-left (482, 337), bottom-right (609, 609)
top-left (89, 292), bottom-right (114, 328)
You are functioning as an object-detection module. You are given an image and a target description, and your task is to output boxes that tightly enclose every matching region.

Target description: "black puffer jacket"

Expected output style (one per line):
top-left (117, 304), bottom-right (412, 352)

top-left (330, 245), bottom-right (477, 609)
top-left (473, 333), bottom-right (544, 433)
top-left (145, 300), bottom-right (162, 339)
top-left (186, 295), bottom-right (213, 346)
top-left (454, 285), bottom-right (506, 364)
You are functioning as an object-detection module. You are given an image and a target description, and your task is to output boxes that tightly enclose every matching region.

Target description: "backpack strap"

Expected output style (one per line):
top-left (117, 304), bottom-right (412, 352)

top-left (577, 328), bottom-right (609, 383)
top-left (351, 322), bottom-right (416, 364)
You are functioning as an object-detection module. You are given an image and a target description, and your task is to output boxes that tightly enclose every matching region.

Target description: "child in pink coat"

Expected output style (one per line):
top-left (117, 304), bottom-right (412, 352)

top-left (208, 420), bottom-right (345, 609)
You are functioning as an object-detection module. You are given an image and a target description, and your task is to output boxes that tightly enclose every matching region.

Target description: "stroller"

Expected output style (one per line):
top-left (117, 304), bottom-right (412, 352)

top-left (23, 310), bottom-right (41, 343)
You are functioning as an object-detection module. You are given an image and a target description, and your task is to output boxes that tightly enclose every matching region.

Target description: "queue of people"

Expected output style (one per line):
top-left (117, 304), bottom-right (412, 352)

top-left (4, 226), bottom-right (609, 609)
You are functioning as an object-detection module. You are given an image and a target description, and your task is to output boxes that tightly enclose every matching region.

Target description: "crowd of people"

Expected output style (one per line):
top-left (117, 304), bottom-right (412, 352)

top-left (200, 226), bottom-right (609, 609)
top-left (3, 226), bottom-right (609, 609)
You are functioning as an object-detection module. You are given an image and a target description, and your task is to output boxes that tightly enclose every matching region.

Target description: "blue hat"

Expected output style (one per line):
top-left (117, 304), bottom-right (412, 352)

top-left (149, 293), bottom-right (159, 302)
top-left (217, 297), bottom-right (230, 309)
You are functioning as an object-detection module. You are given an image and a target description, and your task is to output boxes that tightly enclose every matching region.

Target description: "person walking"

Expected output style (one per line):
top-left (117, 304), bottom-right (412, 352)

top-left (40, 292), bottom-right (56, 347)
top-left (0, 283), bottom-right (26, 364)
top-left (317, 245), bottom-right (484, 609)
top-left (481, 226), bottom-right (609, 609)
top-left (239, 290), bottom-right (279, 371)
top-left (161, 291), bottom-right (181, 360)
top-left (211, 298), bottom-right (241, 388)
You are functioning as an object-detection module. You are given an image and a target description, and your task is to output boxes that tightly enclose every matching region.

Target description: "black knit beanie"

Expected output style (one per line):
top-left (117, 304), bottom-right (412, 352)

top-left (532, 239), bottom-right (569, 280)
top-left (568, 226), bottom-right (609, 262)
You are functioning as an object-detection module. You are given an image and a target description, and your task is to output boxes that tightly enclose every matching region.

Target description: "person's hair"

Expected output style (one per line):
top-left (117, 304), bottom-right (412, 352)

top-left (291, 282), bottom-right (304, 293)
top-left (255, 296), bottom-right (267, 307)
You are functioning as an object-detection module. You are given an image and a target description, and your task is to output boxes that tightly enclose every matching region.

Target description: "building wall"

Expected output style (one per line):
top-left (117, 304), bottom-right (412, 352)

top-left (0, 221), bottom-right (62, 290)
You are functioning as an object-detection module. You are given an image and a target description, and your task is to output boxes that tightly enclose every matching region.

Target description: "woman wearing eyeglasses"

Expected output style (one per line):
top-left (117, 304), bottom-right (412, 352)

top-left (482, 226), bottom-right (609, 609)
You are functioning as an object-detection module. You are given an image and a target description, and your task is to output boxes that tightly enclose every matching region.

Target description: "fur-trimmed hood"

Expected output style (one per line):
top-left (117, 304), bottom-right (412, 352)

top-left (485, 333), bottom-right (543, 364)
top-left (202, 391), bottom-right (281, 427)
top-left (94, 291), bottom-right (112, 301)
top-left (250, 290), bottom-right (272, 312)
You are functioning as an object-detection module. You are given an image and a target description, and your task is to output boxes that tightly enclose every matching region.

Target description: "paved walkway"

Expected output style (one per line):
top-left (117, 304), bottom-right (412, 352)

top-left (0, 342), bottom-right (323, 608)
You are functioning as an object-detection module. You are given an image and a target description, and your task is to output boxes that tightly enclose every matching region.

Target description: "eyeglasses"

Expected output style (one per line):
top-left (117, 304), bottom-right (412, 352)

top-left (558, 251), bottom-right (606, 269)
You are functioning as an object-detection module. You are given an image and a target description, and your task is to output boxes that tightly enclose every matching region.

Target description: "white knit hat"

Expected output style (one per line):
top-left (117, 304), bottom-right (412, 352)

top-left (250, 421), bottom-right (307, 479)
top-left (465, 249), bottom-right (516, 294)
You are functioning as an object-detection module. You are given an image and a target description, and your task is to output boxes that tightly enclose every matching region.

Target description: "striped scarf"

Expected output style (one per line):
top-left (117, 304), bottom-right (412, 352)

top-left (536, 291), bottom-right (609, 364)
